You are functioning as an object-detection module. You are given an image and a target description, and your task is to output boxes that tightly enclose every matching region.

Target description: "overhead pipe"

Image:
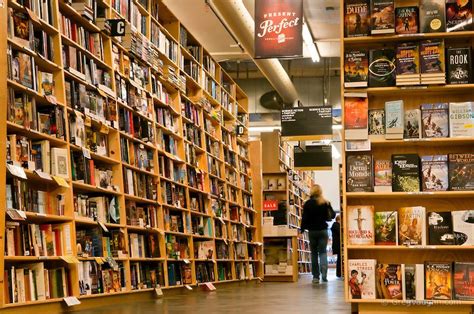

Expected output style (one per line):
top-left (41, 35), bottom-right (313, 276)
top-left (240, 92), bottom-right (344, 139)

top-left (208, 0), bottom-right (299, 105)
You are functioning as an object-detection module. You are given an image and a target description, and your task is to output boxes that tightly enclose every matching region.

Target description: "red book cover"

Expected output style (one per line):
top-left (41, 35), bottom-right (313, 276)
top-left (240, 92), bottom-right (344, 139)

top-left (344, 97), bottom-right (368, 129)
top-left (89, 159), bottom-right (95, 186)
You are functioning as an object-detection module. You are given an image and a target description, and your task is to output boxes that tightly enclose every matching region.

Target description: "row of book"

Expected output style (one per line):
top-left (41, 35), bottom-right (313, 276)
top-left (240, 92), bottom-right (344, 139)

top-left (348, 260), bottom-right (474, 301)
top-left (76, 228), bottom-right (126, 258)
top-left (73, 194), bottom-right (120, 223)
top-left (72, 151), bottom-right (114, 189)
top-left (78, 261), bottom-right (125, 296)
top-left (120, 137), bottom-right (155, 171)
top-left (129, 233), bottom-right (160, 258)
top-left (126, 201), bottom-right (158, 228)
top-left (347, 206), bottom-right (474, 246)
top-left (344, 0), bottom-right (472, 37)
top-left (346, 153), bottom-right (473, 192)
top-left (130, 262), bottom-right (164, 290)
top-left (124, 167), bottom-right (157, 200)
top-left (70, 115), bottom-right (109, 156)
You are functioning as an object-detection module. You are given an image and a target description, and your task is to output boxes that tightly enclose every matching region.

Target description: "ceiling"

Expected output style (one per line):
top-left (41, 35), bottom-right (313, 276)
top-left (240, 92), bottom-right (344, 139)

top-left (163, 0), bottom-right (341, 60)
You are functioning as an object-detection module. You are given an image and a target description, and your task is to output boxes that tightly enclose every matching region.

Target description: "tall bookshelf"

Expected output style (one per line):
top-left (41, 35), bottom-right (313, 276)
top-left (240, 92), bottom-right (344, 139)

top-left (2, 0), bottom-right (262, 311)
top-left (340, 0), bottom-right (474, 313)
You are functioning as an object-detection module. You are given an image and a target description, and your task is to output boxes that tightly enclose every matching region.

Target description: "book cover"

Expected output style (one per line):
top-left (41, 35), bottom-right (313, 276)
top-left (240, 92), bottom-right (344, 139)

top-left (421, 103), bottom-right (449, 138)
top-left (17, 52), bottom-right (33, 89)
top-left (398, 206), bottom-right (426, 246)
top-left (420, 40), bottom-right (445, 75)
top-left (452, 210), bottom-right (474, 245)
top-left (420, 0), bottom-right (446, 32)
top-left (11, 10), bottom-right (32, 47)
top-left (376, 264), bottom-right (403, 299)
top-left (454, 262), bottom-right (474, 300)
top-left (344, 0), bottom-right (370, 37)
top-left (395, 6), bottom-right (419, 34)
top-left (51, 147), bottom-right (69, 179)
top-left (374, 211), bottom-right (397, 245)
top-left (368, 48), bottom-right (396, 87)
top-left (385, 100), bottom-right (404, 137)
top-left (396, 42), bottom-right (420, 84)
top-left (392, 154), bottom-right (420, 192)
top-left (421, 155), bottom-right (449, 191)
top-left (344, 49), bottom-right (369, 87)
top-left (370, 0), bottom-right (395, 34)
top-left (346, 154), bottom-right (373, 192)
top-left (348, 259), bottom-right (377, 299)
top-left (449, 102), bottom-right (474, 137)
top-left (449, 153), bottom-right (474, 190)
top-left (374, 159), bottom-right (392, 192)
top-left (446, 0), bottom-right (473, 32)
top-left (403, 264), bottom-right (425, 300)
top-left (404, 109), bottom-right (421, 139)
top-left (425, 262), bottom-right (453, 300)
top-left (368, 109), bottom-right (385, 136)
top-left (447, 47), bottom-right (472, 84)
top-left (428, 211), bottom-right (455, 245)
top-left (347, 205), bottom-right (375, 245)
top-left (344, 96), bottom-right (368, 140)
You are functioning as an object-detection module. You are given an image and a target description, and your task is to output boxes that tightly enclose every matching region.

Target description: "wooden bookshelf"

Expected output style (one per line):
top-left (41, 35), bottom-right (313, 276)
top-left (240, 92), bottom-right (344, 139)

top-left (340, 0), bottom-right (474, 312)
top-left (1, 0), bottom-right (262, 311)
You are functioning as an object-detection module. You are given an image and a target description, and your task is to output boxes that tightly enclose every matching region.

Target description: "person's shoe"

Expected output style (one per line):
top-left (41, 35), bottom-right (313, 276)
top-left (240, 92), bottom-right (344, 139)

top-left (322, 278), bottom-right (328, 282)
top-left (312, 278), bottom-right (320, 284)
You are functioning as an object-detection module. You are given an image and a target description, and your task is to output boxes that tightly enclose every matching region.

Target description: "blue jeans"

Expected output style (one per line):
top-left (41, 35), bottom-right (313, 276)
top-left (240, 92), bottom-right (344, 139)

top-left (308, 230), bottom-right (328, 280)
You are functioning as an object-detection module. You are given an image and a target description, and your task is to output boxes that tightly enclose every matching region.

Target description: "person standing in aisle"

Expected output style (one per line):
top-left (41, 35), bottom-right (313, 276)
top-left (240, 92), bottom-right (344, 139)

top-left (301, 184), bottom-right (335, 284)
top-left (331, 214), bottom-right (342, 278)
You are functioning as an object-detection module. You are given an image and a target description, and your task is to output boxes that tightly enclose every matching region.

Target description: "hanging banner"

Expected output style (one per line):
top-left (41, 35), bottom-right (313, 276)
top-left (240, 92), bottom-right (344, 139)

top-left (280, 106), bottom-right (333, 141)
top-left (254, 0), bottom-right (303, 59)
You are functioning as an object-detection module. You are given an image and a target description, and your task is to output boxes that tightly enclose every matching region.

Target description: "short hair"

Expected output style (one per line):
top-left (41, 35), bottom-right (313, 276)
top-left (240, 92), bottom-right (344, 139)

top-left (351, 270), bottom-right (358, 276)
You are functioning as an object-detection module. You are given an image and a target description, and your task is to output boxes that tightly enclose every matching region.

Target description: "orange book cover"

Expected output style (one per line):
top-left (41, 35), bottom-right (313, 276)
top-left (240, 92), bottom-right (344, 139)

top-left (345, 97), bottom-right (368, 129)
top-left (425, 262), bottom-right (453, 300)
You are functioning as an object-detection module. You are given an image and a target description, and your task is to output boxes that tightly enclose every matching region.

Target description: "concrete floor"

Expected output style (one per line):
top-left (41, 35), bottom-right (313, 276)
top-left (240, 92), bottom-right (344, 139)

top-left (75, 270), bottom-right (351, 314)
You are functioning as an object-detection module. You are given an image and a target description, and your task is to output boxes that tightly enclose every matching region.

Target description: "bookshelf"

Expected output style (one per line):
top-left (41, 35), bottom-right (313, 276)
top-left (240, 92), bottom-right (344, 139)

top-left (2, 0), bottom-right (262, 311)
top-left (341, 0), bottom-right (474, 312)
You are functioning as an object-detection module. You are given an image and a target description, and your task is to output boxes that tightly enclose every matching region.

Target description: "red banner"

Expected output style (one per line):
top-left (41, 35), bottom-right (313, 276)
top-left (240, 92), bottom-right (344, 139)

top-left (254, 0), bottom-right (303, 59)
top-left (263, 200), bottom-right (279, 211)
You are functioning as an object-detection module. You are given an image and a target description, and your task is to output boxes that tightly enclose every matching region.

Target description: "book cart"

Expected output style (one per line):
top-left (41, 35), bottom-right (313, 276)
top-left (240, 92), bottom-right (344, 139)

top-left (0, 0), bottom-right (263, 312)
top-left (340, 0), bottom-right (474, 313)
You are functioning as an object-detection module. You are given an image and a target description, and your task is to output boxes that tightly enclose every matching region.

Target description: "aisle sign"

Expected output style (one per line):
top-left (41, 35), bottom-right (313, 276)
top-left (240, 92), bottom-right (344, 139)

top-left (281, 106), bottom-right (332, 141)
top-left (263, 200), bottom-right (278, 211)
top-left (294, 145), bottom-right (332, 170)
top-left (255, 0), bottom-right (303, 58)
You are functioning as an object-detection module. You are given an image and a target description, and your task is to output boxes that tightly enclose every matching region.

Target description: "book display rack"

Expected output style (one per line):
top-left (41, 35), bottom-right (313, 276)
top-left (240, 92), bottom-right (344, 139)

top-left (1, 0), bottom-right (262, 311)
top-left (341, 0), bottom-right (474, 312)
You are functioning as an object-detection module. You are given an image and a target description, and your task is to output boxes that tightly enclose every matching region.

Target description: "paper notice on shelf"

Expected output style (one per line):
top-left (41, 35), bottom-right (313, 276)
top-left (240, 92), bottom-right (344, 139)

top-left (183, 259), bottom-right (190, 264)
top-left (155, 287), bottom-right (163, 296)
top-left (218, 217), bottom-right (225, 224)
top-left (185, 285), bottom-right (193, 290)
top-left (98, 221), bottom-right (109, 233)
top-left (52, 176), bottom-right (70, 188)
top-left (345, 140), bottom-right (371, 152)
top-left (95, 257), bottom-right (104, 264)
top-left (63, 296), bottom-right (81, 307)
top-left (16, 209), bottom-right (27, 219)
top-left (204, 282), bottom-right (216, 291)
top-left (45, 95), bottom-right (57, 105)
top-left (7, 164), bottom-right (27, 179)
top-left (34, 170), bottom-right (52, 180)
top-left (82, 147), bottom-right (91, 159)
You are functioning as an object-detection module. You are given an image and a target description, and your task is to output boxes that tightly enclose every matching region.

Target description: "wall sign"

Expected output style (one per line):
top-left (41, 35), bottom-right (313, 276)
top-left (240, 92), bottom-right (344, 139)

top-left (263, 200), bottom-right (279, 211)
top-left (294, 145), bottom-right (332, 170)
top-left (281, 106), bottom-right (332, 141)
top-left (107, 19), bottom-right (127, 36)
top-left (254, 0), bottom-right (303, 59)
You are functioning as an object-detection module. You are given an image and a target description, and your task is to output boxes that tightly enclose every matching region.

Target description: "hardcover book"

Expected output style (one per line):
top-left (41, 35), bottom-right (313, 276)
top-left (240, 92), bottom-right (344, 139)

top-left (421, 155), bottom-right (449, 191)
top-left (398, 206), bottom-right (426, 246)
top-left (454, 263), bottom-right (474, 300)
top-left (446, 0), bottom-right (473, 32)
top-left (452, 210), bottom-right (474, 245)
top-left (447, 47), bottom-right (472, 84)
top-left (425, 262), bottom-right (453, 300)
top-left (420, 0), bottom-right (446, 32)
top-left (345, 96), bottom-right (368, 140)
top-left (428, 211), bottom-right (455, 245)
top-left (370, 0), bottom-right (395, 34)
top-left (368, 109), bottom-right (385, 137)
top-left (385, 100), bottom-right (404, 139)
top-left (403, 264), bottom-right (425, 300)
top-left (347, 205), bottom-right (375, 245)
top-left (449, 153), bottom-right (474, 190)
top-left (395, 6), bottom-right (419, 34)
top-left (348, 259), bottom-right (377, 299)
top-left (404, 109), bottom-right (421, 139)
top-left (374, 159), bottom-right (392, 192)
top-left (344, 49), bottom-right (369, 87)
top-left (376, 264), bottom-right (403, 299)
top-left (396, 43), bottom-right (420, 86)
top-left (369, 48), bottom-right (396, 87)
top-left (346, 154), bottom-right (373, 192)
top-left (392, 154), bottom-right (420, 192)
top-left (420, 40), bottom-right (445, 83)
top-left (374, 210), bottom-right (397, 244)
top-left (51, 147), bottom-right (69, 179)
top-left (421, 103), bottom-right (449, 138)
top-left (344, 0), bottom-right (370, 37)
top-left (449, 102), bottom-right (474, 137)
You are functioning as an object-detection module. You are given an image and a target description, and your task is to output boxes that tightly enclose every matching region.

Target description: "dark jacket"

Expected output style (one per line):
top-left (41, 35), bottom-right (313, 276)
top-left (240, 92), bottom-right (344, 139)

top-left (300, 198), bottom-right (335, 231)
top-left (331, 221), bottom-right (341, 254)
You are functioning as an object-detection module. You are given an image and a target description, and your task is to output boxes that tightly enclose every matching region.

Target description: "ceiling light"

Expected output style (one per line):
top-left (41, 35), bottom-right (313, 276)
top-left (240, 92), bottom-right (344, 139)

top-left (302, 22), bottom-right (320, 63)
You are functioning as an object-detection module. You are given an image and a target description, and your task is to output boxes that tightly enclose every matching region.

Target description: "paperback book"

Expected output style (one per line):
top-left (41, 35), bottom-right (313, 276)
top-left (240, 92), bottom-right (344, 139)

top-left (374, 159), bottom-right (392, 192)
top-left (376, 264), bottom-right (403, 299)
top-left (395, 6), bottom-right (419, 34)
top-left (344, 49), bottom-right (369, 87)
top-left (420, 0), bottom-right (446, 32)
top-left (448, 153), bottom-right (474, 190)
top-left (446, 0), bottom-right (473, 32)
top-left (392, 154), bottom-right (420, 192)
top-left (344, 96), bottom-right (368, 140)
top-left (396, 43), bottom-right (420, 86)
top-left (449, 102), bottom-right (474, 137)
top-left (374, 210), bottom-right (397, 245)
top-left (404, 109), bottom-right (421, 139)
top-left (347, 205), bottom-right (375, 245)
top-left (420, 39), bottom-right (446, 84)
top-left (344, 0), bottom-right (370, 37)
top-left (368, 109), bottom-right (385, 138)
top-left (385, 100), bottom-right (404, 139)
top-left (447, 47), bottom-right (472, 84)
top-left (454, 263), bottom-right (474, 300)
top-left (425, 262), bottom-right (453, 300)
top-left (348, 259), bottom-right (377, 299)
top-left (421, 155), bottom-right (449, 191)
top-left (370, 0), bottom-right (395, 34)
top-left (452, 210), bottom-right (474, 245)
top-left (346, 154), bottom-right (373, 192)
top-left (428, 211), bottom-right (455, 245)
top-left (368, 48), bottom-right (396, 87)
top-left (421, 103), bottom-right (449, 138)
top-left (398, 206), bottom-right (426, 246)
top-left (403, 264), bottom-right (425, 300)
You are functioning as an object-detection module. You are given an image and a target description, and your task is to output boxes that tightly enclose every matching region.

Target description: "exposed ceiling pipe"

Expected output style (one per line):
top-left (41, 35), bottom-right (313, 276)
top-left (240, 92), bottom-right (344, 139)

top-left (208, 0), bottom-right (299, 105)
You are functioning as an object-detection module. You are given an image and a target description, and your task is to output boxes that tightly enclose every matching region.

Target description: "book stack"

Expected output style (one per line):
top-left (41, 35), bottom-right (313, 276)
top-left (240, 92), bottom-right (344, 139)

top-left (396, 43), bottom-right (420, 86)
top-left (420, 39), bottom-right (446, 84)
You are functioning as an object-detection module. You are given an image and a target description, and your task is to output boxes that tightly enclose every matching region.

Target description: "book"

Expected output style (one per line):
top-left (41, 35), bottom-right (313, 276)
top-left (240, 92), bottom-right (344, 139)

top-left (449, 154), bottom-right (474, 191)
top-left (344, 96), bottom-right (368, 140)
top-left (449, 103), bottom-right (474, 138)
top-left (420, 39), bottom-right (445, 84)
top-left (403, 264), bottom-right (425, 300)
top-left (348, 259), bottom-right (376, 299)
top-left (346, 154), bottom-right (373, 192)
top-left (404, 109), bottom-right (421, 139)
top-left (398, 206), bottom-right (426, 246)
top-left (428, 211), bottom-right (455, 245)
top-left (344, 0), bottom-right (370, 37)
top-left (368, 48), bottom-right (396, 87)
top-left (51, 147), bottom-right (69, 179)
top-left (374, 211), bottom-right (397, 244)
top-left (370, 0), bottom-right (395, 34)
top-left (446, 0), bottom-right (473, 32)
top-left (347, 205), bottom-right (375, 245)
top-left (421, 103), bottom-right (449, 138)
top-left (420, 0), bottom-right (446, 32)
top-left (421, 155), bottom-right (448, 191)
top-left (452, 210), bottom-right (474, 245)
top-left (425, 262), bottom-right (453, 300)
top-left (344, 49), bottom-right (369, 87)
top-left (447, 47), bottom-right (472, 85)
top-left (396, 43), bottom-right (420, 86)
top-left (374, 159), bottom-right (392, 192)
top-left (395, 6), bottom-right (419, 34)
top-left (454, 262), bottom-right (474, 300)
top-left (376, 264), bottom-right (403, 299)
top-left (392, 154), bottom-right (420, 192)
top-left (368, 109), bottom-right (385, 138)
top-left (385, 100), bottom-right (404, 139)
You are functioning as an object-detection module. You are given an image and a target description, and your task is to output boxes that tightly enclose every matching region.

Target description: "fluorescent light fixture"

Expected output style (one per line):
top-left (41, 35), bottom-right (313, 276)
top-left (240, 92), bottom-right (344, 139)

top-left (332, 125), bottom-right (343, 130)
top-left (302, 22), bottom-right (320, 63)
top-left (249, 126), bottom-right (282, 132)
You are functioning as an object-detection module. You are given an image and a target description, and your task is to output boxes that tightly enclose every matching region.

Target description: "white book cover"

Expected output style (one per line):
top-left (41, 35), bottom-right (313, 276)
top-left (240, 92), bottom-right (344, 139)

top-left (347, 205), bottom-right (375, 245)
top-left (348, 259), bottom-right (377, 300)
top-left (452, 210), bottom-right (474, 246)
top-left (385, 100), bottom-right (404, 135)
top-left (449, 102), bottom-right (474, 137)
top-left (15, 268), bottom-right (26, 303)
top-left (51, 147), bottom-right (69, 179)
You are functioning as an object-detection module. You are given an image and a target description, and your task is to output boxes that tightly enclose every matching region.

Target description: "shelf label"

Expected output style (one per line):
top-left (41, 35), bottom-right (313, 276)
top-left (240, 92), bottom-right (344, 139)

top-left (155, 287), bottom-right (163, 296)
top-left (64, 296), bottom-right (81, 306)
top-left (34, 170), bottom-right (52, 180)
top-left (185, 285), bottom-right (193, 290)
top-left (98, 221), bottom-right (109, 233)
top-left (7, 164), bottom-right (27, 179)
top-left (183, 259), bottom-right (190, 264)
top-left (52, 176), bottom-right (70, 188)
top-left (95, 257), bottom-right (104, 264)
top-left (203, 282), bottom-right (216, 291)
